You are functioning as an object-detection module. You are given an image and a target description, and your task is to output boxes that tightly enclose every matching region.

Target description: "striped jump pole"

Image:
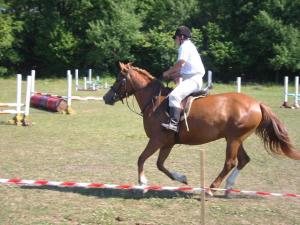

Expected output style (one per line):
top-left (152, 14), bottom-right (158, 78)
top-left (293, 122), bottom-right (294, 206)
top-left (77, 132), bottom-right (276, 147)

top-left (0, 178), bottom-right (299, 198)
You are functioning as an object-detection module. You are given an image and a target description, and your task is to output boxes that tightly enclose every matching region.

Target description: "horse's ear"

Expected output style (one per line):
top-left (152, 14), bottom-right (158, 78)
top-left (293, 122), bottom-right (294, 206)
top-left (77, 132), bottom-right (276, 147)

top-left (119, 62), bottom-right (124, 69)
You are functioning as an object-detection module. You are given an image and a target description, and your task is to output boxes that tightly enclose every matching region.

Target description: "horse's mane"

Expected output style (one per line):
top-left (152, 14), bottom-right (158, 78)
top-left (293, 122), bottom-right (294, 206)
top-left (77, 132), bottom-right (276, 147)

top-left (132, 66), bottom-right (155, 80)
top-left (131, 66), bottom-right (171, 96)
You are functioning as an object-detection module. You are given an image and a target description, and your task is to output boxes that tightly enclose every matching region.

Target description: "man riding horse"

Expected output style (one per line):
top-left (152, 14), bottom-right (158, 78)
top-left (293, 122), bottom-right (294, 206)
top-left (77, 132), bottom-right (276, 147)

top-left (161, 26), bottom-right (205, 132)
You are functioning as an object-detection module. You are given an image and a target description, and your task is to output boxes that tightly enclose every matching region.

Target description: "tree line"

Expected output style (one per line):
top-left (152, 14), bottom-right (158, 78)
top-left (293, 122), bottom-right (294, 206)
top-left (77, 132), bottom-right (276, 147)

top-left (0, 0), bottom-right (299, 82)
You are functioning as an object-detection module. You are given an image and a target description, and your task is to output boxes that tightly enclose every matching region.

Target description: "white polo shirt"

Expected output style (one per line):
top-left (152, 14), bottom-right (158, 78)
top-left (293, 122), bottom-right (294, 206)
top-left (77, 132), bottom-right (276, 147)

top-left (178, 39), bottom-right (205, 77)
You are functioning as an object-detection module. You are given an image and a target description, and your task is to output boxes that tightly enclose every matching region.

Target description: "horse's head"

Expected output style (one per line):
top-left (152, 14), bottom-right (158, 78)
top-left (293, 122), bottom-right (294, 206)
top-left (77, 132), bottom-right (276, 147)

top-left (103, 62), bottom-right (137, 105)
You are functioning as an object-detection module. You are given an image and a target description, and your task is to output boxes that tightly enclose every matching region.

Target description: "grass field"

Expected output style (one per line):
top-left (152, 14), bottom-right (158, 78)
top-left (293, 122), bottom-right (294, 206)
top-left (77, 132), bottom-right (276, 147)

top-left (0, 77), bottom-right (299, 225)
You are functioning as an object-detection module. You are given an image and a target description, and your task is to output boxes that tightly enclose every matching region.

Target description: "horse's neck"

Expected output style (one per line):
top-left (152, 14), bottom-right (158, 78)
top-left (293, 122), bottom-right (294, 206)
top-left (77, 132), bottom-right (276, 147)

top-left (133, 80), bottom-right (168, 113)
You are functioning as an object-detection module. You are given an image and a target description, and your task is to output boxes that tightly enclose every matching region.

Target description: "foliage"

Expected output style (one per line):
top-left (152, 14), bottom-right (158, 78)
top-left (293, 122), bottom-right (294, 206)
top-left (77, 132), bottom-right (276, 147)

top-left (85, 0), bottom-right (142, 74)
top-left (0, 0), bottom-right (299, 81)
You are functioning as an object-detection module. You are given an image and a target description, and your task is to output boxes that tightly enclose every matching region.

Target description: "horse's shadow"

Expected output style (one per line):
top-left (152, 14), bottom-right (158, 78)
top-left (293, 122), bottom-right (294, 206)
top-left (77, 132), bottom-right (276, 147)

top-left (21, 185), bottom-right (263, 201)
top-left (21, 185), bottom-right (196, 200)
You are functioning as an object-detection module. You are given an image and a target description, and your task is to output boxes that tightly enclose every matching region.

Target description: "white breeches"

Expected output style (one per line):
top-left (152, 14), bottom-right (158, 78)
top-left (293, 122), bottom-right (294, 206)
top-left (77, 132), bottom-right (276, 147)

top-left (169, 74), bottom-right (203, 108)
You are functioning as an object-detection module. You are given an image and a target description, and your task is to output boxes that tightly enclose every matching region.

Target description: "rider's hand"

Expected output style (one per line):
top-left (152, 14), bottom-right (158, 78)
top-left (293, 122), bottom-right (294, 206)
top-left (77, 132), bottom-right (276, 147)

top-left (163, 71), bottom-right (170, 80)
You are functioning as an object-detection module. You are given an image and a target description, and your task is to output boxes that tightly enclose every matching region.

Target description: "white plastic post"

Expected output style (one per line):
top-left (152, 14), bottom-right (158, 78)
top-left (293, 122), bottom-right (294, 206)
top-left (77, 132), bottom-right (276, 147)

top-left (31, 70), bottom-right (36, 95)
top-left (284, 76), bottom-right (289, 104)
top-left (294, 76), bottom-right (299, 108)
top-left (84, 77), bottom-right (87, 90)
top-left (75, 69), bottom-right (79, 91)
top-left (67, 71), bottom-right (72, 107)
top-left (24, 76), bottom-right (32, 116)
top-left (16, 74), bottom-right (22, 114)
top-left (208, 70), bottom-right (212, 87)
top-left (237, 77), bottom-right (241, 93)
top-left (88, 69), bottom-right (92, 84)
top-left (96, 76), bottom-right (100, 82)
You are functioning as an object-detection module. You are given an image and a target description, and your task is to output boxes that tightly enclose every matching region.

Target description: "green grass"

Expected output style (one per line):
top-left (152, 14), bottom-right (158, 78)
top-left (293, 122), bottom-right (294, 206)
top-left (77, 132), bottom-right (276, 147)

top-left (0, 77), bottom-right (299, 225)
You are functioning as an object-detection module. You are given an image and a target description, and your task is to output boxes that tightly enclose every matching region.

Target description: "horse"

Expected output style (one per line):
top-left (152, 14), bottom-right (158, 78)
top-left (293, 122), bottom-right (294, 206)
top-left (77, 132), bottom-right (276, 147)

top-left (103, 62), bottom-right (300, 195)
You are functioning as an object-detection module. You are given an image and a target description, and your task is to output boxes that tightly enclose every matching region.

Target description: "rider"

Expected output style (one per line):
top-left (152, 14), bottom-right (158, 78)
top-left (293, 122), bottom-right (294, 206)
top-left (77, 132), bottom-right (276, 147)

top-left (161, 25), bottom-right (206, 132)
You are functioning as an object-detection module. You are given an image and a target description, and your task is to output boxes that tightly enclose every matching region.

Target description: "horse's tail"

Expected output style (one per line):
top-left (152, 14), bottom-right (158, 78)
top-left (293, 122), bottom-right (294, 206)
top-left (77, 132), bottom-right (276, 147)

top-left (256, 103), bottom-right (300, 160)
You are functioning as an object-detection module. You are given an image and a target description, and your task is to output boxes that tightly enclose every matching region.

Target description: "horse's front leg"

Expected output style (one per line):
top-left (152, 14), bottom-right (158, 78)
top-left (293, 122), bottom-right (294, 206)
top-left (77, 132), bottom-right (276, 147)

top-left (157, 145), bottom-right (188, 184)
top-left (137, 139), bottom-right (162, 185)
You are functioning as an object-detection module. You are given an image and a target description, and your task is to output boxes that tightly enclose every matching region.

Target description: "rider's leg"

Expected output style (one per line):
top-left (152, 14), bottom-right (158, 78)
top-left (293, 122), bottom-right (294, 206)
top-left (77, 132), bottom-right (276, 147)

top-left (161, 78), bottom-right (202, 132)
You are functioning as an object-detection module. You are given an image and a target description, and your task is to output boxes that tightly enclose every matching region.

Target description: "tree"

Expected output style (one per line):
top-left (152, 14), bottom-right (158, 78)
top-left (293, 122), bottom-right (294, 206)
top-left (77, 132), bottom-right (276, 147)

top-left (85, 0), bottom-right (143, 74)
top-left (0, 11), bottom-right (22, 76)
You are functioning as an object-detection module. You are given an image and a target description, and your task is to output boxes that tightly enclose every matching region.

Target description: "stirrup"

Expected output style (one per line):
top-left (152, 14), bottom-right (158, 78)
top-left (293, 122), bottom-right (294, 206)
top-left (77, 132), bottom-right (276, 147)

top-left (161, 121), bottom-right (179, 132)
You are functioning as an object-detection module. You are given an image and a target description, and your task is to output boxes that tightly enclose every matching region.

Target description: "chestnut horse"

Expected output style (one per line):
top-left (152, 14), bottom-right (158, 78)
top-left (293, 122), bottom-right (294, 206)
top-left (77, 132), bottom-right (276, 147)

top-left (103, 62), bottom-right (300, 195)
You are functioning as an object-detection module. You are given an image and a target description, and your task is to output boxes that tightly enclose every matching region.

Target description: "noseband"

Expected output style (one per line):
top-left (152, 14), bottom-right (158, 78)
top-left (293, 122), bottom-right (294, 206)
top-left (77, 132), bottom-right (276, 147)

top-left (110, 75), bottom-right (128, 104)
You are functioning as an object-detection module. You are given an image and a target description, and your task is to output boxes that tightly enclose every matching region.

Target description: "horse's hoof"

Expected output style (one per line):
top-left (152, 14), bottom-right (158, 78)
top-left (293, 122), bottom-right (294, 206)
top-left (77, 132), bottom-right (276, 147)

top-left (171, 171), bottom-right (187, 184)
top-left (224, 189), bottom-right (234, 198)
top-left (205, 188), bottom-right (214, 197)
top-left (138, 175), bottom-right (148, 186)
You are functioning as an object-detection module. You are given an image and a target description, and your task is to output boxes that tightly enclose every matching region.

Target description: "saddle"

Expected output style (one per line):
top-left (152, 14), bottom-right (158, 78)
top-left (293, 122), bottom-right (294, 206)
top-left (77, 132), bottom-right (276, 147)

top-left (155, 85), bottom-right (211, 131)
top-left (180, 87), bottom-right (209, 119)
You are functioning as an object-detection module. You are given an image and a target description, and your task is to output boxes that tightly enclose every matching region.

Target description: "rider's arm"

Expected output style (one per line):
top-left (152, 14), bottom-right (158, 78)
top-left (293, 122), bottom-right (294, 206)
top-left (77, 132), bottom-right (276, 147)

top-left (163, 59), bottom-right (185, 80)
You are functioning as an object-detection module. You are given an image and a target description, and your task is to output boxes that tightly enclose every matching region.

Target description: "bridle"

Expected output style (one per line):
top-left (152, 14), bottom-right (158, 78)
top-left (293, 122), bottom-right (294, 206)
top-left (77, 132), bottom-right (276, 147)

top-left (109, 70), bottom-right (162, 117)
top-left (109, 71), bottom-right (143, 117)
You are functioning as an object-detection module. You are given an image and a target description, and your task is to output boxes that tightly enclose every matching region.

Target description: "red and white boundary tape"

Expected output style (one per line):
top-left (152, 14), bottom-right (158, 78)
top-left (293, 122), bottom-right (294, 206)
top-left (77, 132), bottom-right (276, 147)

top-left (0, 178), bottom-right (299, 199)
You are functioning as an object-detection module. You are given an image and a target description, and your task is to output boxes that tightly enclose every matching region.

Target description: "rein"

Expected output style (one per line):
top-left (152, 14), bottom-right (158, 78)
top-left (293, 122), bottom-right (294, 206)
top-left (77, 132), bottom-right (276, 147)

top-left (123, 72), bottom-right (162, 117)
top-left (109, 69), bottom-right (165, 117)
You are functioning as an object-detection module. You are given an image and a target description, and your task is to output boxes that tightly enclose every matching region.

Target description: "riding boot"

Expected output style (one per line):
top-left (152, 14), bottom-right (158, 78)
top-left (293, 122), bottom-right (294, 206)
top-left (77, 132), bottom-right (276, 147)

top-left (161, 107), bottom-right (181, 132)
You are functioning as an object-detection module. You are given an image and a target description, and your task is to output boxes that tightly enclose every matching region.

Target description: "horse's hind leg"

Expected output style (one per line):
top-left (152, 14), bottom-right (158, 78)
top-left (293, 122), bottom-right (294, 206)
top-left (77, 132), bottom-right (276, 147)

top-left (157, 144), bottom-right (188, 184)
top-left (225, 144), bottom-right (250, 191)
top-left (210, 139), bottom-right (241, 190)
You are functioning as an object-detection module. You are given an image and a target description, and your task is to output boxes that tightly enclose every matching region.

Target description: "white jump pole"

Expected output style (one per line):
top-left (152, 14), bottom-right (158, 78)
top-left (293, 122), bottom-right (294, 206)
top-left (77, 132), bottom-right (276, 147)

top-left (294, 76), bottom-right (299, 108)
top-left (84, 77), bottom-right (87, 90)
top-left (283, 76), bottom-right (289, 107)
top-left (24, 75), bottom-right (32, 117)
top-left (237, 77), bottom-right (241, 93)
top-left (30, 70), bottom-right (36, 95)
top-left (75, 69), bottom-right (79, 91)
top-left (207, 70), bottom-right (212, 87)
top-left (67, 70), bottom-right (72, 108)
top-left (88, 69), bottom-right (92, 84)
top-left (16, 74), bottom-right (22, 115)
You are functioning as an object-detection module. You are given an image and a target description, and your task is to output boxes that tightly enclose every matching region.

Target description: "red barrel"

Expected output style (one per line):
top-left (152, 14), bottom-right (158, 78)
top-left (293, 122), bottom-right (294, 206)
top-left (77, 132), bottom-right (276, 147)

top-left (31, 94), bottom-right (68, 112)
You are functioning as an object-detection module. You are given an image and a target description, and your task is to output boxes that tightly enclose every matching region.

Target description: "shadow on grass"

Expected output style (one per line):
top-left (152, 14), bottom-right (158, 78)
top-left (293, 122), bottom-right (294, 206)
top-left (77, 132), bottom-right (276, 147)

top-left (21, 185), bottom-right (197, 199)
top-left (20, 185), bottom-right (265, 201)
